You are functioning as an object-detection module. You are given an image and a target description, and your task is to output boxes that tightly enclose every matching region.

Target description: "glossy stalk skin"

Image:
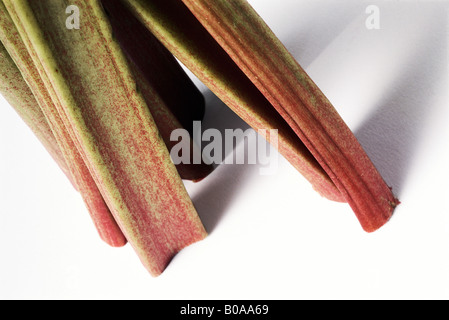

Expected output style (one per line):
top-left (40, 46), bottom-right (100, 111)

top-left (181, 0), bottom-right (399, 232)
top-left (0, 42), bottom-right (73, 186)
top-left (122, 0), bottom-right (344, 203)
top-left (5, 0), bottom-right (207, 276)
top-left (0, 1), bottom-right (127, 247)
top-left (101, 0), bottom-right (213, 182)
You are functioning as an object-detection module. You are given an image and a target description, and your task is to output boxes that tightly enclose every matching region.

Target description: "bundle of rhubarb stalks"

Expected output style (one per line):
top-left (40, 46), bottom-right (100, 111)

top-left (0, 0), bottom-right (399, 277)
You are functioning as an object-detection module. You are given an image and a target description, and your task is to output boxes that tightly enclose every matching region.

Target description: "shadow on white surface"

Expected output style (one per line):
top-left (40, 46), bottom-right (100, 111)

top-left (188, 2), bottom-right (366, 235)
top-left (354, 7), bottom-right (448, 198)
top-left (189, 1), bottom-right (448, 240)
top-left (281, 2), bottom-right (362, 69)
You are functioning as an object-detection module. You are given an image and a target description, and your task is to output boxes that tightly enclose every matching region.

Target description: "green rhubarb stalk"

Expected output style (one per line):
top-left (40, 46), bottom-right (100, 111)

top-left (180, 0), bottom-right (399, 232)
top-left (5, 0), bottom-right (207, 276)
top-left (101, 0), bottom-right (213, 182)
top-left (0, 41), bottom-right (73, 187)
top-left (0, 1), bottom-right (127, 247)
top-left (121, 0), bottom-right (345, 203)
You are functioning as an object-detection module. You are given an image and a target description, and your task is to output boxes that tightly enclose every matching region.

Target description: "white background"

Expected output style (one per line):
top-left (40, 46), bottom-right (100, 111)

top-left (1, 0), bottom-right (448, 299)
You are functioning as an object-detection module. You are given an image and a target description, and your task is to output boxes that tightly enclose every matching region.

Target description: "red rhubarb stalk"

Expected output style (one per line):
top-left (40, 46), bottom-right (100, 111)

top-left (5, 0), bottom-right (207, 276)
top-left (180, 0), bottom-right (399, 232)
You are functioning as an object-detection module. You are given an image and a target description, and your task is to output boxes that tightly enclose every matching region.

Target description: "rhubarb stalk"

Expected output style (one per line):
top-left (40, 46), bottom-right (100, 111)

top-left (0, 1), bottom-right (127, 247)
top-left (179, 0), bottom-right (400, 232)
top-left (4, 0), bottom-right (207, 276)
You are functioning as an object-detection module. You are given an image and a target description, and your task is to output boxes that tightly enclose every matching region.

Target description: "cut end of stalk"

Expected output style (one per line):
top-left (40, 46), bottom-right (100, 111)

top-left (146, 231), bottom-right (207, 277)
top-left (358, 190), bottom-right (400, 233)
top-left (102, 236), bottom-right (128, 248)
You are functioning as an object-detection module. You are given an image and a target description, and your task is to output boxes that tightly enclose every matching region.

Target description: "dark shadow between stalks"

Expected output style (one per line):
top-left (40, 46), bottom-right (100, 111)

top-left (192, 90), bottom-right (260, 233)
